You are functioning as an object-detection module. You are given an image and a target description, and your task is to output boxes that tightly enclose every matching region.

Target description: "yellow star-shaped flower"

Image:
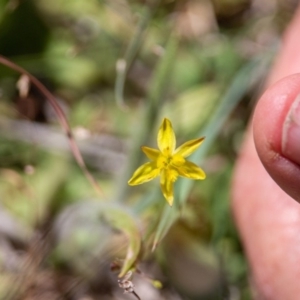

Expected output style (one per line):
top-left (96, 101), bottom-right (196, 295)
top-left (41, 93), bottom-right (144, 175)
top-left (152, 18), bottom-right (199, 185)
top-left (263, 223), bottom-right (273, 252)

top-left (128, 118), bottom-right (206, 206)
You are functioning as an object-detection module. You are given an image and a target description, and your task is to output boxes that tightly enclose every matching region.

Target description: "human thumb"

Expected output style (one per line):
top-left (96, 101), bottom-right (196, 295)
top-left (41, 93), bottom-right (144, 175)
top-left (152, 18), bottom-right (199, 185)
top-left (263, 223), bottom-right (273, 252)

top-left (253, 73), bottom-right (300, 202)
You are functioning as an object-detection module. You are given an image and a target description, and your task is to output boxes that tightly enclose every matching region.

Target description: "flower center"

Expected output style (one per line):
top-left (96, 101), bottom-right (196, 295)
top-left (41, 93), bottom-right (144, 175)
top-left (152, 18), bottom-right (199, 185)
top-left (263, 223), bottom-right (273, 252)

top-left (157, 153), bottom-right (185, 169)
top-left (157, 154), bottom-right (171, 169)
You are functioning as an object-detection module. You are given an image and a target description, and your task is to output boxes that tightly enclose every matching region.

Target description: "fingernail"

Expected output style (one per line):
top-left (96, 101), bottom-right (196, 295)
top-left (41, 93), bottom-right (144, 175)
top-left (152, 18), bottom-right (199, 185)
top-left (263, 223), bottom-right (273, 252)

top-left (282, 94), bottom-right (300, 165)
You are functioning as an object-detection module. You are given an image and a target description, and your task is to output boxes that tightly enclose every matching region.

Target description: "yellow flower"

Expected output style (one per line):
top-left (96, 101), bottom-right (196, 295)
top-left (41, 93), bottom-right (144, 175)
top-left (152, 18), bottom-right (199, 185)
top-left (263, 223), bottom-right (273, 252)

top-left (128, 118), bottom-right (206, 206)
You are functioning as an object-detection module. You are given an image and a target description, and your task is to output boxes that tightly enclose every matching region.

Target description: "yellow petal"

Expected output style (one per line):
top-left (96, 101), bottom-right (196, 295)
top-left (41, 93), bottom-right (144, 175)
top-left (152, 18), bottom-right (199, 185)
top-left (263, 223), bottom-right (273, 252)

top-left (128, 162), bottom-right (160, 185)
top-left (157, 118), bottom-right (176, 155)
top-left (177, 160), bottom-right (206, 180)
top-left (142, 146), bottom-right (160, 161)
top-left (175, 137), bottom-right (205, 158)
top-left (171, 153), bottom-right (185, 167)
top-left (160, 169), bottom-right (176, 206)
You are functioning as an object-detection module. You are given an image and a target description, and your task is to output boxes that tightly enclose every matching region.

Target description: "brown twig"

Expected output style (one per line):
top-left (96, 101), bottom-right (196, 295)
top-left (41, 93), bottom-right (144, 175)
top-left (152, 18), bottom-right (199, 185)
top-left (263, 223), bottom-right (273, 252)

top-left (133, 290), bottom-right (141, 300)
top-left (0, 55), bottom-right (104, 197)
top-left (118, 271), bottom-right (142, 300)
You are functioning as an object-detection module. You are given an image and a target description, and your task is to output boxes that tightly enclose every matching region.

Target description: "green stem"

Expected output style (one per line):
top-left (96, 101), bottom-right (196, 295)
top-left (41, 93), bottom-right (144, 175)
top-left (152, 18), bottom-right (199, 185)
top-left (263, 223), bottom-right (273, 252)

top-left (114, 0), bottom-right (161, 108)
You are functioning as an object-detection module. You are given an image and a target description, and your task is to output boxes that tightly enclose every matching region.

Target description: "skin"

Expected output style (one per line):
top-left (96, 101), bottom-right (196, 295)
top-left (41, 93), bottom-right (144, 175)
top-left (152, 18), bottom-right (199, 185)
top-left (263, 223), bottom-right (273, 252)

top-left (232, 5), bottom-right (300, 300)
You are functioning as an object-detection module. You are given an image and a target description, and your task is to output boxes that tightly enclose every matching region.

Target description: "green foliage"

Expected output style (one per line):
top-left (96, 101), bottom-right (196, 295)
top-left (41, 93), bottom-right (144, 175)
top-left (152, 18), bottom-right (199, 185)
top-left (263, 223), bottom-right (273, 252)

top-left (0, 0), bottom-right (294, 298)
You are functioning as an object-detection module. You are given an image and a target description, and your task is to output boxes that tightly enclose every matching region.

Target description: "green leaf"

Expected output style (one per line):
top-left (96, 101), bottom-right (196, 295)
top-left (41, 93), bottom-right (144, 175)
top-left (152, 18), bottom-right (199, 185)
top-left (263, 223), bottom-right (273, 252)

top-left (152, 204), bottom-right (179, 250)
top-left (102, 204), bottom-right (141, 277)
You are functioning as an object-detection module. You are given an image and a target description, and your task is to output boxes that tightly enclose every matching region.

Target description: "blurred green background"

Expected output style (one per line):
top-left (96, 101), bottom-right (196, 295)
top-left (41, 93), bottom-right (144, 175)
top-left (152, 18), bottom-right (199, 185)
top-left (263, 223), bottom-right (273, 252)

top-left (0, 0), bottom-right (297, 299)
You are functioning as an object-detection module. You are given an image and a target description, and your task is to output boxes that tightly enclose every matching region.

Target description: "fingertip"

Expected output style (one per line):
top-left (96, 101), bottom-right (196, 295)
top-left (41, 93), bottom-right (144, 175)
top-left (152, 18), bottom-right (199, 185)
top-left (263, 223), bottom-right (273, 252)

top-left (253, 73), bottom-right (300, 202)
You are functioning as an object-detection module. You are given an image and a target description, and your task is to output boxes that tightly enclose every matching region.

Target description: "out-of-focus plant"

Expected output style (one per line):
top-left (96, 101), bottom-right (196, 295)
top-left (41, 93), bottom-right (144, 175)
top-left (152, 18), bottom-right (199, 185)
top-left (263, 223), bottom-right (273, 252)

top-left (0, 0), bottom-right (294, 299)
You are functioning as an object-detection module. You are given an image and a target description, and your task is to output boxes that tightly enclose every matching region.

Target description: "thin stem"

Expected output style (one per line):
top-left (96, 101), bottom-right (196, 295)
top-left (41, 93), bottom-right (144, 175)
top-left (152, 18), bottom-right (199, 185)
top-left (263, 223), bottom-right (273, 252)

top-left (0, 55), bottom-right (104, 198)
top-left (132, 291), bottom-right (141, 300)
top-left (114, 0), bottom-right (160, 108)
